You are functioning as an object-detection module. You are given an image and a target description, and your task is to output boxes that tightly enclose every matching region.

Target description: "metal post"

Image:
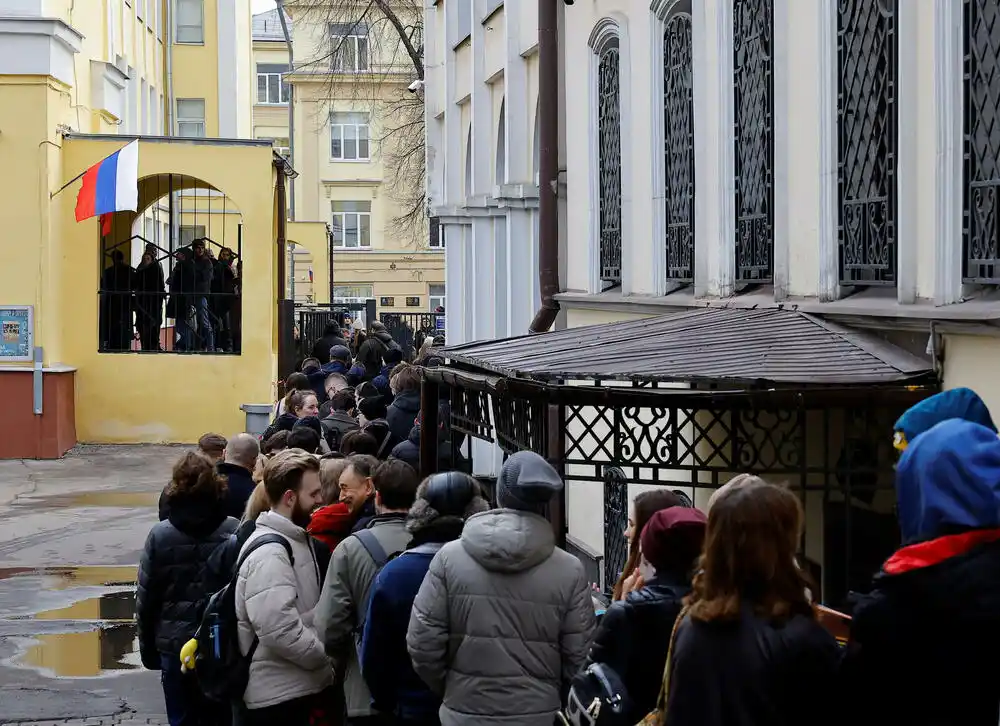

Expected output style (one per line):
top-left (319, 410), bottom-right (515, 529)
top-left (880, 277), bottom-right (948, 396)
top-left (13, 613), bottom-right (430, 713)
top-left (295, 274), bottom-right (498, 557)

top-left (546, 402), bottom-right (566, 548)
top-left (32, 347), bottom-right (43, 415)
top-left (419, 375), bottom-right (440, 479)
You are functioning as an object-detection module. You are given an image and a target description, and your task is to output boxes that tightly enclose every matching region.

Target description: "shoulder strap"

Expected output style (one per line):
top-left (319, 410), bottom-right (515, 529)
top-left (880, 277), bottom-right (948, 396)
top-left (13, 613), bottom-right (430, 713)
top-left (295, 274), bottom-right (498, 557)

top-left (235, 533), bottom-right (294, 578)
top-left (352, 528), bottom-right (389, 568)
top-left (652, 605), bottom-right (688, 719)
top-left (375, 426), bottom-right (394, 459)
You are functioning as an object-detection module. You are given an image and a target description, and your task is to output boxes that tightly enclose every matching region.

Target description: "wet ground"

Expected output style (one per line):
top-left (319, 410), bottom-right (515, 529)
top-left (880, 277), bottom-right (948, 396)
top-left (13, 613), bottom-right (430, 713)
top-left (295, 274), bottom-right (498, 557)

top-left (0, 446), bottom-right (181, 724)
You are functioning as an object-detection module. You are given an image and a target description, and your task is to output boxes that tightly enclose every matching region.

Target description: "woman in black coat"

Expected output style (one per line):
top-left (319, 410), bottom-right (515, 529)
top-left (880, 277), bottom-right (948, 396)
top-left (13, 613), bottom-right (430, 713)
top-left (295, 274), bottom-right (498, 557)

top-left (136, 452), bottom-right (238, 726)
top-left (134, 251), bottom-right (165, 351)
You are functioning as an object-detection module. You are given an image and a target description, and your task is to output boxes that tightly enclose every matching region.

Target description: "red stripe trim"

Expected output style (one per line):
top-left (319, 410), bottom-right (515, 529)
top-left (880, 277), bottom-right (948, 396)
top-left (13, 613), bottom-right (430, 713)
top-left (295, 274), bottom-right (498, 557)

top-left (883, 528), bottom-right (1000, 575)
top-left (75, 165), bottom-right (100, 221)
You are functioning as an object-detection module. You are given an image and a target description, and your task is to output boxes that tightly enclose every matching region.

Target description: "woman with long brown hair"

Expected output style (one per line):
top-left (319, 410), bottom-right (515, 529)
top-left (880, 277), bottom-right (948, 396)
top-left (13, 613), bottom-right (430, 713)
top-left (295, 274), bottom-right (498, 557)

top-left (659, 479), bottom-right (840, 726)
top-left (612, 489), bottom-right (686, 601)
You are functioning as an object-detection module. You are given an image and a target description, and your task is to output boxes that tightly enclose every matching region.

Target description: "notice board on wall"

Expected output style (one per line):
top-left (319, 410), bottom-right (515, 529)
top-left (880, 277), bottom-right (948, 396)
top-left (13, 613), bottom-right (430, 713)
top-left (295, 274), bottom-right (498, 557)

top-left (0, 306), bottom-right (33, 362)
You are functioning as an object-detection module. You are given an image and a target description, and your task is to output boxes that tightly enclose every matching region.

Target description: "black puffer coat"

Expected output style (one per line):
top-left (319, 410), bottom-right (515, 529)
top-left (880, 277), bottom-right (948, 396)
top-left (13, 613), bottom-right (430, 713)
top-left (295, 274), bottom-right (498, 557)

top-left (587, 576), bottom-right (690, 722)
top-left (136, 493), bottom-right (238, 668)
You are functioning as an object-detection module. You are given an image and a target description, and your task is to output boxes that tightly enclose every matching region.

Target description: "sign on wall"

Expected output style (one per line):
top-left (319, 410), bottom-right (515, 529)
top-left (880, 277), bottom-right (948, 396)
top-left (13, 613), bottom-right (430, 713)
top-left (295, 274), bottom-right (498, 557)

top-left (0, 306), bottom-right (33, 362)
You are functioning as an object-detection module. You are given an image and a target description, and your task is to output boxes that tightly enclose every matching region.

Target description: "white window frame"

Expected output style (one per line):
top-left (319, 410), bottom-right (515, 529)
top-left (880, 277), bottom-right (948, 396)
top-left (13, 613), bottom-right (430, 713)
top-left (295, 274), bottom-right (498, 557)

top-left (428, 284), bottom-right (446, 311)
top-left (331, 31), bottom-right (370, 72)
top-left (330, 112), bottom-right (371, 161)
top-left (332, 284), bottom-right (374, 305)
top-left (179, 225), bottom-right (206, 247)
top-left (256, 66), bottom-right (290, 105)
top-left (176, 98), bottom-right (206, 137)
top-left (175, 0), bottom-right (204, 44)
top-left (331, 201), bottom-right (373, 249)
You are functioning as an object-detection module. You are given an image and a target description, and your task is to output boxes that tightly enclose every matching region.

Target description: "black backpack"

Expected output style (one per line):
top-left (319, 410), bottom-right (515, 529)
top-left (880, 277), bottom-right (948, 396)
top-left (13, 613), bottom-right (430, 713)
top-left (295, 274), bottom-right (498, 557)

top-left (193, 533), bottom-right (293, 703)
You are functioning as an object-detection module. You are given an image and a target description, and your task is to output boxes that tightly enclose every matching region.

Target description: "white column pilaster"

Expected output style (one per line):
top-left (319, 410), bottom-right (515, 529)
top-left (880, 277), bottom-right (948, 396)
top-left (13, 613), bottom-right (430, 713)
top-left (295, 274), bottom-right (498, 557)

top-left (934, 0), bottom-right (963, 306)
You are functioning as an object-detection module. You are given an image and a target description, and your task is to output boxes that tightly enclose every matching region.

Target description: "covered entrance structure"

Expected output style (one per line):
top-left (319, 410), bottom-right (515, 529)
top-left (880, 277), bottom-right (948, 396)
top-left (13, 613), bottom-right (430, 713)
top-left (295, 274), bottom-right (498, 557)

top-left (420, 308), bottom-right (938, 609)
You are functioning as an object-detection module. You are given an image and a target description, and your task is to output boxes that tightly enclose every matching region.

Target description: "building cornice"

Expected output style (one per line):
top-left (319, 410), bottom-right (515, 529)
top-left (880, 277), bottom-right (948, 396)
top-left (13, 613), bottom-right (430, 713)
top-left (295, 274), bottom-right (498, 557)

top-left (0, 16), bottom-right (83, 87)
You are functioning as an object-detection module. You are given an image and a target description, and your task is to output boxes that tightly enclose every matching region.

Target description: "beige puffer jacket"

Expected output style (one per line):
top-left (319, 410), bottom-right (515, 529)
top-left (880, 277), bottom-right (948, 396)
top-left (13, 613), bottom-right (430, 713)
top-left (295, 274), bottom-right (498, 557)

top-left (235, 510), bottom-right (334, 710)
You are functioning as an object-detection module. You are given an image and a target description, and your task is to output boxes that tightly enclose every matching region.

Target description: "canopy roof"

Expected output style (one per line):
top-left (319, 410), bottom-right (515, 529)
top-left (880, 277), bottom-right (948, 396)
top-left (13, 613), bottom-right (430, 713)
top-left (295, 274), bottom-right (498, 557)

top-left (441, 307), bottom-right (933, 386)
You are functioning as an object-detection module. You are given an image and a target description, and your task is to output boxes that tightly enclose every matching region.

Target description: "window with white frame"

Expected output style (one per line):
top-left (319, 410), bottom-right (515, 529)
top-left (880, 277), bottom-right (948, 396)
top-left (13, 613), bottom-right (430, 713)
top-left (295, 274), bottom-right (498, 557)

top-left (331, 23), bottom-right (369, 72)
top-left (176, 99), bottom-right (205, 137)
top-left (179, 225), bottom-right (206, 247)
top-left (176, 0), bottom-right (204, 44)
top-left (428, 219), bottom-right (444, 248)
top-left (428, 284), bottom-right (446, 311)
top-left (256, 64), bottom-right (290, 105)
top-left (330, 112), bottom-right (370, 160)
top-left (331, 201), bottom-right (372, 249)
top-left (332, 284), bottom-right (373, 304)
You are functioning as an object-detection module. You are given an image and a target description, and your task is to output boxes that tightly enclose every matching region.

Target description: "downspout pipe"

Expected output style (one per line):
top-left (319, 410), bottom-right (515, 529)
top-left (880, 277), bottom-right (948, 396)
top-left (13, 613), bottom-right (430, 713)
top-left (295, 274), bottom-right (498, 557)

top-left (166, 0), bottom-right (174, 133)
top-left (275, 0), bottom-right (296, 221)
top-left (528, 0), bottom-right (561, 334)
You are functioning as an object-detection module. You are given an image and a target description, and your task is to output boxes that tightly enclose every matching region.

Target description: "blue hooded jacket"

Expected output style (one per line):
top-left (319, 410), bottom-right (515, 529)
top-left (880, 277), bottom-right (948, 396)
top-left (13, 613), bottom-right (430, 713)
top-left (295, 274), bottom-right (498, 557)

top-left (894, 388), bottom-right (996, 450)
top-left (895, 418), bottom-right (1000, 544)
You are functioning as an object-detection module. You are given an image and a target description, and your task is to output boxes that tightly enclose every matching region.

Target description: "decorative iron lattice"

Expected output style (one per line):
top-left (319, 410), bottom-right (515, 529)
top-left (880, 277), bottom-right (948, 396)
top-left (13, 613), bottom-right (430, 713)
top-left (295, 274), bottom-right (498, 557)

top-left (734, 0), bottom-right (774, 284)
top-left (664, 13), bottom-right (696, 283)
top-left (603, 466), bottom-right (630, 595)
top-left (598, 46), bottom-right (623, 284)
top-left (449, 387), bottom-right (494, 444)
top-left (964, 0), bottom-right (1000, 283)
top-left (493, 395), bottom-right (547, 456)
top-left (837, 0), bottom-right (897, 286)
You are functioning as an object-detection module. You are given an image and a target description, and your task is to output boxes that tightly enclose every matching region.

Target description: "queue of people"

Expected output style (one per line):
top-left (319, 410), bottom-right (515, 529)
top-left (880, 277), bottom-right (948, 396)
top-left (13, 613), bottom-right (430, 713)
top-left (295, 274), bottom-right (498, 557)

top-left (134, 337), bottom-right (1000, 726)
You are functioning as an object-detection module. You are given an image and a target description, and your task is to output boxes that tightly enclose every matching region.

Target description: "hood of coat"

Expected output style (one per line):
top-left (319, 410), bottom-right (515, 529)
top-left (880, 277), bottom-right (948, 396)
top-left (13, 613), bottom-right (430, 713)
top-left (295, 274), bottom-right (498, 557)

top-left (460, 509), bottom-right (555, 573)
top-left (274, 412), bottom-right (299, 431)
top-left (308, 502), bottom-right (355, 537)
top-left (167, 493), bottom-right (229, 538)
top-left (894, 388), bottom-right (996, 451)
top-left (393, 389), bottom-right (421, 414)
top-left (255, 509), bottom-right (308, 543)
top-left (407, 424), bottom-right (421, 445)
top-left (895, 418), bottom-right (1000, 543)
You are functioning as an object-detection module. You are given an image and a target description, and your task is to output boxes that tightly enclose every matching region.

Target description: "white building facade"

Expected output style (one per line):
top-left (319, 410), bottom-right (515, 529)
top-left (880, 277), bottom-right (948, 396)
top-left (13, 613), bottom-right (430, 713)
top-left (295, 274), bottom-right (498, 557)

top-left (424, 0), bottom-right (543, 350)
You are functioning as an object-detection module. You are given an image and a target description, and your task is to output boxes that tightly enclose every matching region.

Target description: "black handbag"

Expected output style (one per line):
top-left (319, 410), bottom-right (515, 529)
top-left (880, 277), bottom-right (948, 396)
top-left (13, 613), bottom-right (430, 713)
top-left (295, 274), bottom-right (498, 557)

top-left (561, 662), bottom-right (635, 726)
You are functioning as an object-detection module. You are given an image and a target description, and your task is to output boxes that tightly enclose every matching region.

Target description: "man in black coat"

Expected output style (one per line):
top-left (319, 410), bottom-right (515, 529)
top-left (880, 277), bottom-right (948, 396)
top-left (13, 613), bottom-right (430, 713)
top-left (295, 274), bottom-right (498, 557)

top-left (190, 239), bottom-right (215, 351)
top-left (311, 320), bottom-right (350, 364)
top-left (216, 433), bottom-right (259, 520)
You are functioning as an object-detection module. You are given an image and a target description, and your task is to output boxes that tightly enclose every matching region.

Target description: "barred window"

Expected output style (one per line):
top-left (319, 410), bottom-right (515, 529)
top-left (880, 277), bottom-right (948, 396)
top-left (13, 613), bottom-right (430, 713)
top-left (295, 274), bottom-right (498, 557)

top-left (597, 39), bottom-right (622, 285)
top-left (663, 6), bottom-right (695, 285)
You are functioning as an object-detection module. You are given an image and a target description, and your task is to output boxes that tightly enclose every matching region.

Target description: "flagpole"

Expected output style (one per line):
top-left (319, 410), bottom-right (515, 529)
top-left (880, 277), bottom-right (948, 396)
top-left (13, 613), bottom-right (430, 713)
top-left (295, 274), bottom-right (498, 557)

top-left (49, 169), bottom-right (88, 199)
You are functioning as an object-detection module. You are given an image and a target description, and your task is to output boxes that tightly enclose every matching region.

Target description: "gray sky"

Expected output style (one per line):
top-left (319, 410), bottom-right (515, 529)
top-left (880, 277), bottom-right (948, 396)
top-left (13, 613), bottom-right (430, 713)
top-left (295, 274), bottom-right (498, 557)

top-left (252, 0), bottom-right (276, 14)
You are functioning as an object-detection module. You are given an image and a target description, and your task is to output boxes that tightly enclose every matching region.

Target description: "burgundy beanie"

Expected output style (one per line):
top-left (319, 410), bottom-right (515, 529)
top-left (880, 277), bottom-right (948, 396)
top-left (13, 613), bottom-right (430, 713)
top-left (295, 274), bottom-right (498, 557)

top-left (640, 506), bottom-right (707, 575)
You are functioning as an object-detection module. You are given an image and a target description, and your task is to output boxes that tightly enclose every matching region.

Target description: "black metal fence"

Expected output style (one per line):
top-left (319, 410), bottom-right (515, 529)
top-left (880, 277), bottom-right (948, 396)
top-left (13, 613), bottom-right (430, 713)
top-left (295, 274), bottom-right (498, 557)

top-left (294, 301), bottom-right (373, 365)
top-left (381, 312), bottom-right (446, 360)
top-left (97, 175), bottom-right (243, 354)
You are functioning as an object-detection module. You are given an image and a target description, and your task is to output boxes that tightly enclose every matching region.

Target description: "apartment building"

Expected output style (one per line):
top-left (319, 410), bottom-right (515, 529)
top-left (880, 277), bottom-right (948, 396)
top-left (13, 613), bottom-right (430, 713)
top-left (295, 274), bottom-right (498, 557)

top-left (285, 0), bottom-right (444, 314)
top-left (0, 0), bottom-right (278, 449)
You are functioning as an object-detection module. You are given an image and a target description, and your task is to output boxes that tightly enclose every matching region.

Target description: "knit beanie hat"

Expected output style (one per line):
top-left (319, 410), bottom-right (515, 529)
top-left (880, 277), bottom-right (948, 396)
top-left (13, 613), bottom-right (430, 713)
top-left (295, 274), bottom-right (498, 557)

top-left (358, 395), bottom-right (388, 421)
top-left (640, 507), bottom-right (707, 575)
top-left (328, 345), bottom-right (352, 365)
top-left (496, 451), bottom-right (563, 515)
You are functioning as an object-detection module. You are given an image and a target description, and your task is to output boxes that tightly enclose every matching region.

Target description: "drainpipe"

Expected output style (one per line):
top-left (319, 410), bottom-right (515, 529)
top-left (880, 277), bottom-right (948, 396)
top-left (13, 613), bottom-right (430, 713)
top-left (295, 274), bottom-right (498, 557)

top-left (528, 0), bottom-right (560, 334)
top-left (166, 0), bottom-right (174, 134)
top-left (275, 0), bottom-right (296, 221)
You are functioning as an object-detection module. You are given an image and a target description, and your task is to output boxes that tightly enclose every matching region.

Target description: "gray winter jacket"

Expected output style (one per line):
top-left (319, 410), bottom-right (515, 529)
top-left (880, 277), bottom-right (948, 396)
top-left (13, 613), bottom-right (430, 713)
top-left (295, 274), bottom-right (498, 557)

top-left (407, 509), bottom-right (596, 726)
top-left (314, 513), bottom-right (412, 718)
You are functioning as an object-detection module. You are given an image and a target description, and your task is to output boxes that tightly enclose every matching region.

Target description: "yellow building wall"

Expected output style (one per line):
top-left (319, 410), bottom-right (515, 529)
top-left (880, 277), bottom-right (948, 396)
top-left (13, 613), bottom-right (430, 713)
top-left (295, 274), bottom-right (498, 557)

top-left (288, 221), bottom-right (330, 304)
top-left (173, 17), bottom-right (222, 139)
top-left (54, 137), bottom-right (277, 443)
top-left (942, 334), bottom-right (1000, 415)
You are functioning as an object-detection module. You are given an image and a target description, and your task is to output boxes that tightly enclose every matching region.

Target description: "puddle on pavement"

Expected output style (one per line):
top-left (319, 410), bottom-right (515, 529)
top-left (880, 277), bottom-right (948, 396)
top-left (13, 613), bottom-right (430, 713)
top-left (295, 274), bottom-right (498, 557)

top-left (0, 568), bottom-right (141, 677)
top-left (0, 565), bottom-right (137, 588)
top-left (63, 491), bottom-right (159, 508)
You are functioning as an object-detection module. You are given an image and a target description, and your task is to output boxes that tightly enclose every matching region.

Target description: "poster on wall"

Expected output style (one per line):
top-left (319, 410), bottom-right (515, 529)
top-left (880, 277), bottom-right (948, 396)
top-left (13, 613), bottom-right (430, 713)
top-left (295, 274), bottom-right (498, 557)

top-left (0, 306), bottom-right (33, 362)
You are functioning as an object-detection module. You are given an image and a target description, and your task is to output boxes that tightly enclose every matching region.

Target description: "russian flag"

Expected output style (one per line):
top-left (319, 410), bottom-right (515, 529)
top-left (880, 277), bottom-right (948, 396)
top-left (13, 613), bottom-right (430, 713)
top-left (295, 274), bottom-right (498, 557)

top-left (75, 140), bottom-right (140, 223)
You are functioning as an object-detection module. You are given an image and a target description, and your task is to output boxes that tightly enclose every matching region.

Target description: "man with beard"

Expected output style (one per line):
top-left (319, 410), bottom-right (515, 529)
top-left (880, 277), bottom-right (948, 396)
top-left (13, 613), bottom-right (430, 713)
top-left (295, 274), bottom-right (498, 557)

top-left (234, 449), bottom-right (336, 725)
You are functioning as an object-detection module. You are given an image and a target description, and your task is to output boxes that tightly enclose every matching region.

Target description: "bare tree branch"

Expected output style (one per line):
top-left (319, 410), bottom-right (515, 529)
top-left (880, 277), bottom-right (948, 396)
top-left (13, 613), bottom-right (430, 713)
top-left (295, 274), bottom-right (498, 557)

top-left (287, 0), bottom-right (426, 243)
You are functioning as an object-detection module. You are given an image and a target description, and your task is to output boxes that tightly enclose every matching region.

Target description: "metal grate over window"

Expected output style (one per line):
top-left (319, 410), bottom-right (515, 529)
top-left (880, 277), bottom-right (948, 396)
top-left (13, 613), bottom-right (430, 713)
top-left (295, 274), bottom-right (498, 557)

top-left (664, 12), bottom-right (696, 285)
top-left (964, 0), bottom-right (1000, 284)
top-left (838, 0), bottom-right (897, 286)
top-left (597, 44), bottom-right (623, 285)
top-left (733, 0), bottom-right (774, 286)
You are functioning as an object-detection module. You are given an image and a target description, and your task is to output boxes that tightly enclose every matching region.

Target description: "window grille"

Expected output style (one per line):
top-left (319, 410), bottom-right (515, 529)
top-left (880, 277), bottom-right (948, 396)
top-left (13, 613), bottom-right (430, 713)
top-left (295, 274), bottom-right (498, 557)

top-left (597, 43), bottom-right (623, 285)
top-left (733, 0), bottom-right (774, 285)
top-left (838, 0), bottom-right (897, 286)
top-left (963, 0), bottom-right (1000, 283)
top-left (664, 12), bottom-right (696, 284)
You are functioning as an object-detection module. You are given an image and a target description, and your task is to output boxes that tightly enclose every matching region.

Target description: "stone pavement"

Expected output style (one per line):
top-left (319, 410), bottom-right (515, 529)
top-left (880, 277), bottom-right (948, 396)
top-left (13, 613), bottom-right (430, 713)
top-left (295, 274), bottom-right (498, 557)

top-left (0, 445), bottom-right (184, 724)
top-left (4, 715), bottom-right (167, 726)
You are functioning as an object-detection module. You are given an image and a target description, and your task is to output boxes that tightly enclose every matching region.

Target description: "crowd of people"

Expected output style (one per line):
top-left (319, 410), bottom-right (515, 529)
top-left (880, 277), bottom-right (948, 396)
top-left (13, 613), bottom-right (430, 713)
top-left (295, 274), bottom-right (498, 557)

top-left (100, 239), bottom-right (240, 353)
top-left (134, 320), bottom-right (1000, 726)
